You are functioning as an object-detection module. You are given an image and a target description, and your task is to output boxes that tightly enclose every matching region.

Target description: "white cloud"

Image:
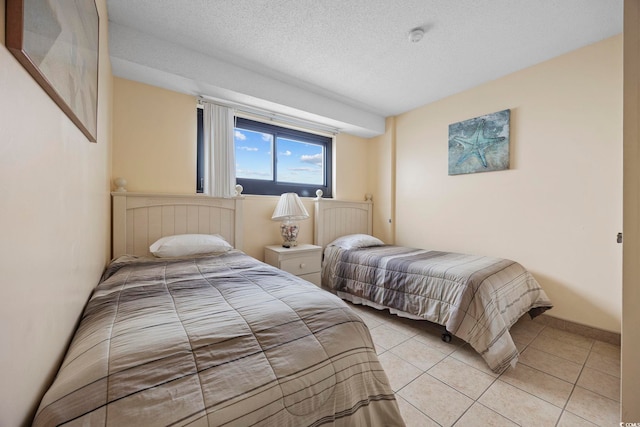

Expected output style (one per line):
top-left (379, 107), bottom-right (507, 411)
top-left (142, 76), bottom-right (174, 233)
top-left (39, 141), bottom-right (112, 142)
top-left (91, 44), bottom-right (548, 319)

top-left (300, 154), bottom-right (323, 166)
top-left (236, 168), bottom-right (272, 178)
top-left (234, 130), bottom-right (247, 141)
top-left (238, 146), bottom-right (258, 152)
top-left (280, 150), bottom-right (292, 156)
top-left (261, 133), bottom-right (272, 142)
top-left (289, 167), bottom-right (316, 172)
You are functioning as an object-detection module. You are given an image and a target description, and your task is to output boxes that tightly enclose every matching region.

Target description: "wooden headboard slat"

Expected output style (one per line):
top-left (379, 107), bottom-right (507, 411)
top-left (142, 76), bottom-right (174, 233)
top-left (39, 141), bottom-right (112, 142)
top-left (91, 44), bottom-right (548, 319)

top-left (314, 197), bottom-right (373, 247)
top-left (112, 192), bottom-right (244, 258)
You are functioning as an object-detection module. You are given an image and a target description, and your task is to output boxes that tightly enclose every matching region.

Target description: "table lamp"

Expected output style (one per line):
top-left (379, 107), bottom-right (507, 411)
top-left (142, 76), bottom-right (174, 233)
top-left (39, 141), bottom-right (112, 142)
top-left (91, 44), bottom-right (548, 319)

top-left (271, 193), bottom-right (310, 248)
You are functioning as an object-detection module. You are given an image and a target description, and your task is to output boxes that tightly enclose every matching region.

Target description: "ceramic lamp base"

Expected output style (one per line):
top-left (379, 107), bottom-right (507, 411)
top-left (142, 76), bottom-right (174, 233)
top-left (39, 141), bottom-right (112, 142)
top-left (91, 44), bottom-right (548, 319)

top-left (280, 222), bottom-right (299, 248)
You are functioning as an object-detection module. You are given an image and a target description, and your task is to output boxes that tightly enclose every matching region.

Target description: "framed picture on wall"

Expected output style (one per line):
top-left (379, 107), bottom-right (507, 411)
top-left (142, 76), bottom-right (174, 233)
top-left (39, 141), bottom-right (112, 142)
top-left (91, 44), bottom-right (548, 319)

top-left (448, 109), bottom-right (510, 175)
top-left (6, 0), bottom-right (99, 142)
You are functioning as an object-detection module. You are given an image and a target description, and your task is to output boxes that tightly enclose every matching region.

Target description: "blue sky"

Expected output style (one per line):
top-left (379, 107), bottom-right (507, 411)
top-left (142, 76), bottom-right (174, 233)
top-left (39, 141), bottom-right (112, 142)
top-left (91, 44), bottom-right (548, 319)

top-left (235, 128), bottom-right (324, 185)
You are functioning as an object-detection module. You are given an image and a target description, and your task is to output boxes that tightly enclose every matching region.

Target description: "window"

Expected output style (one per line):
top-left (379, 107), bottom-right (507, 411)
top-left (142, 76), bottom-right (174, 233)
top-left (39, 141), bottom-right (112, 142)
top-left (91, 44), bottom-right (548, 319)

top-left (197, 114), bottom-right (332, 197)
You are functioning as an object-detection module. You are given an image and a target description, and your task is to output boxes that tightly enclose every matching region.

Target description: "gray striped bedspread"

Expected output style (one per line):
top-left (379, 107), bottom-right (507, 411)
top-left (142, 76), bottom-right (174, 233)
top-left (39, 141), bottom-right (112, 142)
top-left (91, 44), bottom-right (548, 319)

top-left (322, 245), bottom-right (553, 373)
top-left (33, 250), bottom-right (404, 426)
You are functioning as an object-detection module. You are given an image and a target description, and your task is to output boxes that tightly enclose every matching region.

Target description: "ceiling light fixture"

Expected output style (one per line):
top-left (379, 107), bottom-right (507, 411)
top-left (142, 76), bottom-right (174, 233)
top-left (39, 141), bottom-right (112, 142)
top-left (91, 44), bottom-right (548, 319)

top-left (408, 27), bottom-right (425, 43)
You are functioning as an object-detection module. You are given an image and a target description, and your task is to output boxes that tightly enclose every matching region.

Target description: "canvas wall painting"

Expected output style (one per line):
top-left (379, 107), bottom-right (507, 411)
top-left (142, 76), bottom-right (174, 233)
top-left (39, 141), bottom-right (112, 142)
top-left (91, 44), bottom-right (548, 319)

top-left (6, 0), bottom-right (99, 142)
top-left (448, 109), bottom-right (510, 175)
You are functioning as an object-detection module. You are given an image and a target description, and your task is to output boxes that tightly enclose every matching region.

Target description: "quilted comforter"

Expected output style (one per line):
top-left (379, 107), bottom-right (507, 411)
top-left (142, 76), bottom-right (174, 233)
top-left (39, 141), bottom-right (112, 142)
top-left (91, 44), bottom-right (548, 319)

top-left (33, 250), bottom-right (404, 426)
top-left (322, 245), bottom-right (552, 373)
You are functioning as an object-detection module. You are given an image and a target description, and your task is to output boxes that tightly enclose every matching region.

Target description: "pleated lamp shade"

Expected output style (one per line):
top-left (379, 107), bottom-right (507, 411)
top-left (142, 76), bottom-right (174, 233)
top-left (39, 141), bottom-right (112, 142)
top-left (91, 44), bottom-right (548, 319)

top-left (271, 193), bottom-right (310, 221)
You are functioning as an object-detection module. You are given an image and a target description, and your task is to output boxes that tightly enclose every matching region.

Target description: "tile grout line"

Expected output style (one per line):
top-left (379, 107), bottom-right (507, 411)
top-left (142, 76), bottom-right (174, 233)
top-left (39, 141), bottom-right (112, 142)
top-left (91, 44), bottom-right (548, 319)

top-left (393, 319), bottom-right (531, 425)
top-left (553, 338), bottom-right (595, 427)
top-left (456, 324), bottom-right (548, 427)
top-left (448, 364), bottom-right (504, 426)
top-left (499, 324), bottom-right (599, 426)
top-left (391, 340), bottom-right (480, 425)
top-left (396, 395), bottom-right (443, 427)
top-left (394, 365), bottom-right (442, 426)
top-left (364, 304), bottom-right (620, 426)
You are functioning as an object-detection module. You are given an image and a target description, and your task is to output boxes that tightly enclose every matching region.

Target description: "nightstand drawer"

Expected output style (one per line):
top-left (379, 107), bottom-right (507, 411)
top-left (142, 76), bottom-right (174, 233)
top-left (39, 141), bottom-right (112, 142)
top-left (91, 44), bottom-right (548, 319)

top-left (280, 255), bottom-right (321, 276)
top-left (264, 244), bottom-right (322, 287)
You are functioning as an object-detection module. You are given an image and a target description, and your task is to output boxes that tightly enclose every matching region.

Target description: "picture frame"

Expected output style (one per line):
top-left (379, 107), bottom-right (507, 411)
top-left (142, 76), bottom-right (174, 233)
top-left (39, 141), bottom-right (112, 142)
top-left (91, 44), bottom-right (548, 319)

top-left (448, 109), bottom-right (510, 175)
top-left (6, 0), bottom-right (99, 142)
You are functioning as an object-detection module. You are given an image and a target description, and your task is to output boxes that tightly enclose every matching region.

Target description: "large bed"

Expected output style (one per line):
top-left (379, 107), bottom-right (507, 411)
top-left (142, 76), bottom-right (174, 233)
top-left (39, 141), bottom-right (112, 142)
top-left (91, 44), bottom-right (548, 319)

top-left (314, 196), bottom-right (553, 374)
top-left (32, 193), bottom-right (404, 426)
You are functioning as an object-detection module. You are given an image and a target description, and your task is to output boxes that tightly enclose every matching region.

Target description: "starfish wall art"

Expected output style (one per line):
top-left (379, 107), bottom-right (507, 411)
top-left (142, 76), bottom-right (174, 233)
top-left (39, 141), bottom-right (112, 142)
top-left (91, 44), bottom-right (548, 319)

top-left (448, 109), bottom-right (510, 175)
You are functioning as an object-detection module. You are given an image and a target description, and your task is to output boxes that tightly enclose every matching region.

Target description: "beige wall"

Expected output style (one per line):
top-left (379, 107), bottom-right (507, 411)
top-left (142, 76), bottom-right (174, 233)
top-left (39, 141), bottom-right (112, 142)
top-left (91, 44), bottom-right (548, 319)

top-left (112, 78), bottom-right (197, 193)
top-left (235, 194), bottom-right (316, 260)
top-left (0, 0), bottom-right (113, 425)
top-left (112, 77), bottom-right (371, 258)
top-left (333, 132), bottom-right (370, 201)
top-left (367, 116), bottom-right (396, 243)
top-left (622, 0), bottom-right (640, 420)
top-left (391, 35), bottom-right (622, 333)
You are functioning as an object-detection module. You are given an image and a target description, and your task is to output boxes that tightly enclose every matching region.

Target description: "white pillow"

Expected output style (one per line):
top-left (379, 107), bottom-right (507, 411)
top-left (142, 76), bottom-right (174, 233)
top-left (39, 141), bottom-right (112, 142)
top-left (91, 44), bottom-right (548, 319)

top-left (149, 234), bottom-right (232, 258)
top-left (328, 234), bottom-right (384, 249)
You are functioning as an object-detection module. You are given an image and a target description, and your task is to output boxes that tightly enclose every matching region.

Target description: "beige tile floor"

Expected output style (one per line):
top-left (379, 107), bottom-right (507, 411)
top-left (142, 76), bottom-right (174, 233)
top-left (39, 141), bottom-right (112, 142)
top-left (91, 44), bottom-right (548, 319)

top-left (348, 302), bottom-right (621, 427)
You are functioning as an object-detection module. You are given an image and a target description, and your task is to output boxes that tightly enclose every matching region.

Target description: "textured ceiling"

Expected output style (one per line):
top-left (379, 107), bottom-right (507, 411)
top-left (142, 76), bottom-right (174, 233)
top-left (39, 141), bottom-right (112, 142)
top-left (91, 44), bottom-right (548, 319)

top-left (107, 0), bottom-right (623, 137)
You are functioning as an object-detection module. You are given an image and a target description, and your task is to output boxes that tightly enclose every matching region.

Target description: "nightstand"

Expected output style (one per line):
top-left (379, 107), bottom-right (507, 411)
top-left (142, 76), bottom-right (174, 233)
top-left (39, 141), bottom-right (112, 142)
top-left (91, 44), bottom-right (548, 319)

top-left (264, 244), bottom-right (322, 286)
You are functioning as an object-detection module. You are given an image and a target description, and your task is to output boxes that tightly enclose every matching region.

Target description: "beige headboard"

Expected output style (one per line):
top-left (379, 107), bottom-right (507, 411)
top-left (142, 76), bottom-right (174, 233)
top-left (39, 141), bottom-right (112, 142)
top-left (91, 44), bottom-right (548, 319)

top-left (314, 195), bottom-right (373, 248)
top-left (112, 192), bottom-right (244, 258)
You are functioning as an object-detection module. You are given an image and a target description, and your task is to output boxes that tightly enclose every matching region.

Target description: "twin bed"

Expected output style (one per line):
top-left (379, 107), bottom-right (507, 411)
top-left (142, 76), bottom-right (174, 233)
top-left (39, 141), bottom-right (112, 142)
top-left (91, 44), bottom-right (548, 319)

top-left (32, 192), bottom-right (551, 426)
top-left (32, 193), bottom-right (404, 427)
top-left (314, 197), bottom-right (552, 374)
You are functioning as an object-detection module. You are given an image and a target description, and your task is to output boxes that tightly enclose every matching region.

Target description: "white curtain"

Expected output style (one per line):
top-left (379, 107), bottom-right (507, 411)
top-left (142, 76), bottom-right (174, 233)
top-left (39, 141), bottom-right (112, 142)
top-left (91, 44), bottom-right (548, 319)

top-left (203, 103), bottom-right (236, 197)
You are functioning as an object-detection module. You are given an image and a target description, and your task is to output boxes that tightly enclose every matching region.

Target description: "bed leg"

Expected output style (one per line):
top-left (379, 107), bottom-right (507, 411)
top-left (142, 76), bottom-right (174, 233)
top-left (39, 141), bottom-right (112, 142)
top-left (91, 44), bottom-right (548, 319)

top-left (441, 332), bottom-right (452, 343)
